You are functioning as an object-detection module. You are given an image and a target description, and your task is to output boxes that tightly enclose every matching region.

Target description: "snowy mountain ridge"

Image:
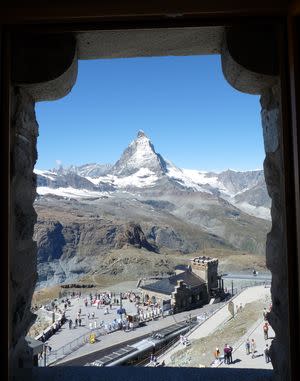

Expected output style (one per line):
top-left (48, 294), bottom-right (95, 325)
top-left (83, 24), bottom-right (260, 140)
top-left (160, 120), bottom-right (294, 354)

top-left (35, 131), bottom-right (270, 220)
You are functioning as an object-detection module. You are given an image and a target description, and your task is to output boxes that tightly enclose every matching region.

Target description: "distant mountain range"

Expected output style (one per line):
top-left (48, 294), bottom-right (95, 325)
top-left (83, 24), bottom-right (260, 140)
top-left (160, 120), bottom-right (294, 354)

top-left (34, 131), bottom-right (271, 288)
top-left (35, 130), bottom-right (270, 220)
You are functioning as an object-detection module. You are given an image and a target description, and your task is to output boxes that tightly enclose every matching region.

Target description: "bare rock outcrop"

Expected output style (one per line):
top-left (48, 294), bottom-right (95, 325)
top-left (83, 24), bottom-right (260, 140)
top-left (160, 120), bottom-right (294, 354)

top-left (113, 222), bottom-right (158, 252)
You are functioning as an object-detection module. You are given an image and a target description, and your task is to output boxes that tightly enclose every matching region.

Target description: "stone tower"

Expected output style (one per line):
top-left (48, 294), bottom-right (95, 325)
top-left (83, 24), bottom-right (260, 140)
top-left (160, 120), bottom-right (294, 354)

top-left (190, 256), bottom-right (219, 296)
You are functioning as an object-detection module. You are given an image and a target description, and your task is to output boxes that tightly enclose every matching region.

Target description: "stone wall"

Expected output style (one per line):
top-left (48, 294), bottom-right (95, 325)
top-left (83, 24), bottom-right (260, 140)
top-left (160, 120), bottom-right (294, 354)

top-left (9, 34), bottom-right (77, 371)
top-left (10, 87), bottom-right (39, 367)
top-left (261, 83), bottom-right (290, 381)
top-left (172, 281), bottom-right (208, 313)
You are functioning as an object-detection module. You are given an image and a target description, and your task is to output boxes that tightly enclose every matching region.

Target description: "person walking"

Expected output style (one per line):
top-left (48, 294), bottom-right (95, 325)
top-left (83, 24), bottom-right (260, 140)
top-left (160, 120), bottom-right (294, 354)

top-left (264, 344), bottom-right (271, 363)
top-left (245, 339), bottom-right (250, 355)
top-left (263, 322), bottom-right (269, 340)
top-left (250, 338), bottom-right (256, 359)
top-left (68, 319), bottom-right (72, 329)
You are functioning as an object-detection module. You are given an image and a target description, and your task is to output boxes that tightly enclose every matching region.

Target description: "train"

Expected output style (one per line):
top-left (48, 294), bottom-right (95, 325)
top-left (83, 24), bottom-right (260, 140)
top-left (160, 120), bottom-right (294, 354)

top-left (85, 319), bottom-right (197, 367)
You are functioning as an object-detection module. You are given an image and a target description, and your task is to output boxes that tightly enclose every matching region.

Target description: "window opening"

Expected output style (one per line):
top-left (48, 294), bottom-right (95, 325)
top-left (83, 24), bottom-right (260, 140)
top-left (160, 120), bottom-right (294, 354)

top-left (29, 55), bottom-right (272, 370)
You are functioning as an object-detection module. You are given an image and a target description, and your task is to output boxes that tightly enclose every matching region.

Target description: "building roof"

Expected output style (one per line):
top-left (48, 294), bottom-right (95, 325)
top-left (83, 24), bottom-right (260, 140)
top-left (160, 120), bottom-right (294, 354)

top-left (141, 270), bottom-right (206, 296)
top-left (191, 256), bottom-right (218, 264)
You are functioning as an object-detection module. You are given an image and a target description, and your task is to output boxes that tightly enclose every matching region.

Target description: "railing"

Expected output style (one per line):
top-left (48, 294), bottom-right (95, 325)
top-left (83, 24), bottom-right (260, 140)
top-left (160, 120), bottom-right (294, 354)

top-left (38, 324), bottom-right (110, 366)
top-left (41, 311), bottom-right (165, 367)
top-left (229, 280), bottom-right (271, 298)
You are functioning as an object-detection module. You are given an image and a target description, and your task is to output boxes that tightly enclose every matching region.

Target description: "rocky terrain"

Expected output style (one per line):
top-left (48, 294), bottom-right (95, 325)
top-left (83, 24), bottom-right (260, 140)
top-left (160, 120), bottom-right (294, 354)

top-left (33, 131), bottom-right (271, 288)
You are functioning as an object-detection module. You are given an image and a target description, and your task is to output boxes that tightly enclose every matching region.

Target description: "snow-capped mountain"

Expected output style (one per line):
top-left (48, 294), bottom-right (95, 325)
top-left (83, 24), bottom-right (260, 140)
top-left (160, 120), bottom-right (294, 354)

top-left (35, 130), bottom-right (270, 220)
top-left (111, 130), bottom-right (168, 177)
top-left (34, 131), bottom-right (272, 287)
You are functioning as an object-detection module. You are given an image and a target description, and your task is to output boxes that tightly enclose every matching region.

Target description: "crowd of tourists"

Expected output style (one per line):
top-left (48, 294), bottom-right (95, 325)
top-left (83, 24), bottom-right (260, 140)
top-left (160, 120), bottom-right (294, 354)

top-left (37, 288), bottom-right (166, 341)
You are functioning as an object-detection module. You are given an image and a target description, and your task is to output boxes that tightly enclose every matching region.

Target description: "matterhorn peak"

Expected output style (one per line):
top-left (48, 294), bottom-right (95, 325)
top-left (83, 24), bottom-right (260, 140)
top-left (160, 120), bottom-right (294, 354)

top-left (111, 131), bottom-right (167, 177)
top-left (137, 130), bottom-right (147, 139)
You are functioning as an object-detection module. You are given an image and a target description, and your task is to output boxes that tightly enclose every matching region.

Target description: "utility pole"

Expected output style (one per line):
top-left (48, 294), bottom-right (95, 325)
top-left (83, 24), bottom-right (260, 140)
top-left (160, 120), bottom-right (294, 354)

top-left (231, 280), bottom-right (234, 296)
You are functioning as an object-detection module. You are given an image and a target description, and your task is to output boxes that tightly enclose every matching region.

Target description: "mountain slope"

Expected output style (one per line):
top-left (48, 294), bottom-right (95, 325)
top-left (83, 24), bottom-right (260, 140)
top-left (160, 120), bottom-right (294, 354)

top-left (33, 131), bottom-right (271, 287)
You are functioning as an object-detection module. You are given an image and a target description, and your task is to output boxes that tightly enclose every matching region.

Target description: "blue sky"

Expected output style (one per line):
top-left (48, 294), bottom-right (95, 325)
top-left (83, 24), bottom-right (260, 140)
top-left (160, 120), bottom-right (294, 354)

top-left (35, 55), bottom-right (264, 172)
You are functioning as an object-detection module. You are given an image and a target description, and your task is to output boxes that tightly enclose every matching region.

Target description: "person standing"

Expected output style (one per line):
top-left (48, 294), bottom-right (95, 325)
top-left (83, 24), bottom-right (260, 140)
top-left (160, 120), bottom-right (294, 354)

top-left (223, 344), bottom-right (229, 364)
top-left (214, 347), bottom-right (220, 361)
top-left (245, 339), bottom-right (250, 355)
top-left (153, 355), bottom-right (157, 366)
top-left (264, 344), bottom-right (271, 363)
top-left (228, 346), bottom-right (233, 363)
top-left (263, 322), bottom-right (269, 340)
top-left (180, 334), bottom-right (184, 345)
top-left (250, 338), bottom-right (256, 359)
top-left (150, 353), bottom-right (154, 363)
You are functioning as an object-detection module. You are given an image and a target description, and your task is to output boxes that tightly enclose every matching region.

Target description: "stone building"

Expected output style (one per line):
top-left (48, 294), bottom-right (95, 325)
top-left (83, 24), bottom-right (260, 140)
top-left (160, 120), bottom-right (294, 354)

top-left (140, 256), bottom-right (223, 313)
